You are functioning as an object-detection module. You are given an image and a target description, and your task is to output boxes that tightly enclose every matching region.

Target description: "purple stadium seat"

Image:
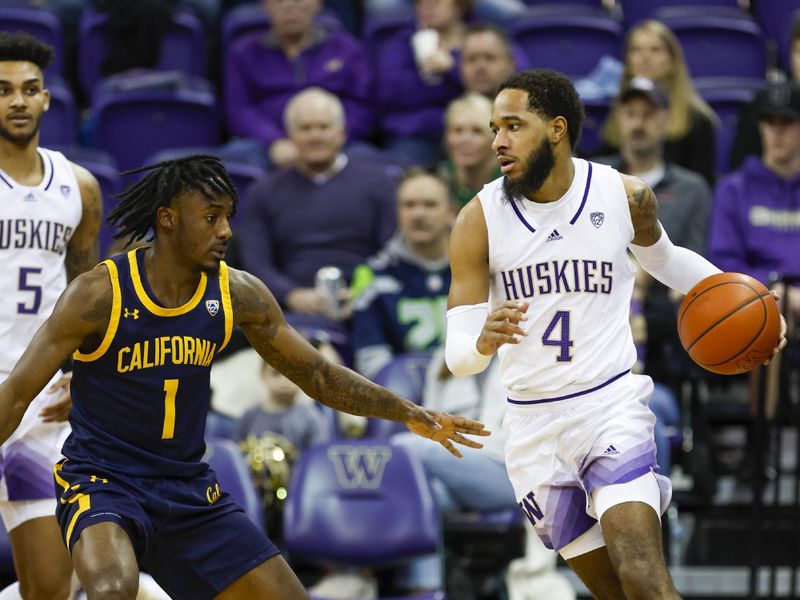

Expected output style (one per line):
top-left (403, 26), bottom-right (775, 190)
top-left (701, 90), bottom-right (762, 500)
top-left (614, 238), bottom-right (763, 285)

top-left (0, 7), bottom-right (63, 75)
top-left (578, 96), bottom-right (611, 156)
top-left (284, 439), bottom-right (443, 598)
top-left (620, 0), bottom-right (741, 27)
top-left (507, 13), bottom-right (623, 79)
top-left (205, 410), bottom-right (236, 441)
top-left (40, 82), bottom-right (77, 147)
top-left (93, 88), bottom-right (220, 171)
top-left (657, 13), bottom-right (766, 79)
top-left (57, 146), bottom-right (121, 257)
top-left (78, 11), bottom-right (206, 99)
top-left (203, 438), bottom-right (265, 532)
top-left (220, 2), bottom-right (343, 61)
top-left (755, 0), bottom-right (800, 71)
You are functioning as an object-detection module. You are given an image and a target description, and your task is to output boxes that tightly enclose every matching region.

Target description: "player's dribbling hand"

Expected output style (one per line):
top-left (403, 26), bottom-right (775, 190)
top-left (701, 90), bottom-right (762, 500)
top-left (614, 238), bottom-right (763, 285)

top-left (763, 290), bottom-right (788, 366)
top-left (405, 407), bottom-right (490, 458)
top-left (476, 300), bottom-right (529, 355)
top-left (40, 373), bottom-right (73, 422)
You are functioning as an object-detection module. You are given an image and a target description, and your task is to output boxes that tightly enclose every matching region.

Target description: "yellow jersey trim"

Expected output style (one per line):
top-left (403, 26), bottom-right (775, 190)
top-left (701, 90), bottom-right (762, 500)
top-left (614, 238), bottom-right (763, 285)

top-left (219, 261), bottom-right (233, 351)
top-left (66, 494), bottom-right (91, 550)
top-left (73, 261), bottom-right (121, 362)
top-left (128, 247), bottom-right (207, 317)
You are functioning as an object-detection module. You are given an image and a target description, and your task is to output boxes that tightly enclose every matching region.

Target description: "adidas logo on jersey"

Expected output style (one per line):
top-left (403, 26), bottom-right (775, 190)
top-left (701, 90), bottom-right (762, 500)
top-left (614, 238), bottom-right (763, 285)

top-left (603, 445), bottom-right (620, 456)
top-left (545, 229), bottom-right (563, 242)
top-left (24, 192), bottom-right (36, 202)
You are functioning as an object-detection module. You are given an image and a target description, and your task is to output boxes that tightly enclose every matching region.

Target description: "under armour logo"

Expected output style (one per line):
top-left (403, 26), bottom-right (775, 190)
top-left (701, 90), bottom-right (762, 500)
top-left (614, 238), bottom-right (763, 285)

top-left (327, 446), bottom-right (392, 489)
top-left (123, 308), bottom-right (139, 319)
top-left (89, 475), bottom-right (108, 484)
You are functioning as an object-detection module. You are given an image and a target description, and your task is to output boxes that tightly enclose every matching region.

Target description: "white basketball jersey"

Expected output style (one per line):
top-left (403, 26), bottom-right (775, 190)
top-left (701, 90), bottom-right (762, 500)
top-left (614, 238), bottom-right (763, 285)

top-left (0, 148), bottom-right (82, 375)
top-left (478, 158), bottom-right (637, 401)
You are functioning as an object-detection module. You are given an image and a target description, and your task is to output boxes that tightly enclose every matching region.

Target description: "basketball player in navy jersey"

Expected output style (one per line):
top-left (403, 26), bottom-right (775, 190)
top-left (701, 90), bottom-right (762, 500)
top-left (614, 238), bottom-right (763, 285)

top-left (0, 33), bottom-right (102, 600)
top-left (0, 154), bottom-right (489, 600)
top-left (445, 70), bottom-right (787, 599)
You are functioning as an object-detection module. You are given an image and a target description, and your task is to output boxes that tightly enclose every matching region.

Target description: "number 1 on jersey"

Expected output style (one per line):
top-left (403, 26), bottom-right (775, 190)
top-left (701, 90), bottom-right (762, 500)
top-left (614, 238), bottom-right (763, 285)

top-left (542, 311), bottom-right (573, 362)
top-left (162, 379), bottom-right (179, 439)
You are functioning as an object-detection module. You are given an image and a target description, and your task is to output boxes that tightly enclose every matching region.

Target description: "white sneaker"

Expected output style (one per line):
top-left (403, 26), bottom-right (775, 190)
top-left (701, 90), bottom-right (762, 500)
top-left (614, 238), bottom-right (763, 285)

top-left (309, 570), bottom-right (378, 600)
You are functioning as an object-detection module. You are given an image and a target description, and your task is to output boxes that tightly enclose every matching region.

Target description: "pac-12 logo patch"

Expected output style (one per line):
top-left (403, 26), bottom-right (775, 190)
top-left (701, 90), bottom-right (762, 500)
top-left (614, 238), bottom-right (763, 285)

top-left (205, 299), bottom-right (220, 316)
top-left (590, 211), bottom-right (604, 228)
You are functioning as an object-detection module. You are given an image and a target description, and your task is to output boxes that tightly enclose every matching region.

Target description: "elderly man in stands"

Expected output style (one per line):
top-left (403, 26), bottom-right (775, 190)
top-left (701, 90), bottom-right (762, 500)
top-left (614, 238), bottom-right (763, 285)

top-left (238, 88), bottom-right (397, 317)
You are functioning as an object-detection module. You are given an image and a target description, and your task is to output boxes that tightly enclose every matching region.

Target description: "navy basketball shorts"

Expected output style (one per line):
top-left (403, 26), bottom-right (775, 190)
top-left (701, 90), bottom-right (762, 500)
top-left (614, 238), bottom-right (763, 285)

top-left (53, 459), bottom-right (280, 599)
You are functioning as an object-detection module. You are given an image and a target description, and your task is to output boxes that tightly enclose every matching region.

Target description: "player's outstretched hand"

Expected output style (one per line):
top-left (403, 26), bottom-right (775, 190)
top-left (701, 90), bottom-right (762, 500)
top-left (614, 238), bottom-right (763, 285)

top-left (40, 373), bottom-right (72, 423)
top-left (477, 300), bottom-right (529, 355)
top-left (405, 407), bottom-right (490, 458)
top-left (764, 290), bottom-right (788, 366)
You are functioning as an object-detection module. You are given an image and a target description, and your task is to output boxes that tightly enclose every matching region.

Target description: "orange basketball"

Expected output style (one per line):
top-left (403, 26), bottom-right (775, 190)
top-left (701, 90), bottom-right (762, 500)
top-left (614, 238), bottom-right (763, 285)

top-left (678, 272), bottom-right (781, 375)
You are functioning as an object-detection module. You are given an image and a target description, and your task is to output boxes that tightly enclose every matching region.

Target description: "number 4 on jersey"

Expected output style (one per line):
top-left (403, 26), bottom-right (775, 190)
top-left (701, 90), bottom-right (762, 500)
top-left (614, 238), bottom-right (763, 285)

top-left (542, 310), bottom-right (573, 362)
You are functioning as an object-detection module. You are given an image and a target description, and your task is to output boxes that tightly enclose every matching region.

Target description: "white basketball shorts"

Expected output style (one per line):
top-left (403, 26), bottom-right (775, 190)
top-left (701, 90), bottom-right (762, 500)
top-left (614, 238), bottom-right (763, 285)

top-left (0, 372), bottom-right (70, 530)
top-left (503, 372), bottom-right (672, 555)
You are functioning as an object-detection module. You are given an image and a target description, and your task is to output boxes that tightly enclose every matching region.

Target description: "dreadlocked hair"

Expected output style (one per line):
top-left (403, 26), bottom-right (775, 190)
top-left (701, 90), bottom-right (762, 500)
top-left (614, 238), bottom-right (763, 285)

top-left (108, 154), bottom-right (238, 246)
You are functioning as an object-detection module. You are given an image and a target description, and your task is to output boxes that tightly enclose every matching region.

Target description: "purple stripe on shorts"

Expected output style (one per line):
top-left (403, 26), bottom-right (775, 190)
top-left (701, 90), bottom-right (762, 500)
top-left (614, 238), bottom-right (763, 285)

top-left (545, 486), bottom-right (597, 551)
top-left (581, 440), bottom-right (657, 496)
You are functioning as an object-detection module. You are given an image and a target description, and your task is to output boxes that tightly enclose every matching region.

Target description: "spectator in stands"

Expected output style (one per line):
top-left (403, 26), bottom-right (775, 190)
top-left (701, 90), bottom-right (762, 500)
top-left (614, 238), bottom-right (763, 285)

top-left (365, 0), bottom-right (527, 23)
top-left (351, 169), bottom-right (454, 379)
top-left (438, 93), bottom-right (501, 208)
top-left (601, 20), bottom-right (718, 185)
top-left (595, 76), bottom-right (712, 386)
top-left (708, 80), bottom-right (800, 297)
top-left (238, 88), bottom-right (397, 316)
top-left (233, 356), bottom-right (331, 453)
top-left (730, 20), bottom-right (800, 171)
top-left (459, 24), bottom-right (517, 99)
top-left (392, 350), bottom-right (575, 598)
top-left (224, 0), bottom-right (373, 169)
top-left (374, 0), bottom-right (471, 166)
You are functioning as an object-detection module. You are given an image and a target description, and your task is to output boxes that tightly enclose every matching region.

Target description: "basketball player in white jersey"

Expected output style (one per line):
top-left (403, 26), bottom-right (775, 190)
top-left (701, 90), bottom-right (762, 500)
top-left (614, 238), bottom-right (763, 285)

top-left (0, 33), bottom-right (101, 599)
top-left (445, 70), bottom-right (788, 598)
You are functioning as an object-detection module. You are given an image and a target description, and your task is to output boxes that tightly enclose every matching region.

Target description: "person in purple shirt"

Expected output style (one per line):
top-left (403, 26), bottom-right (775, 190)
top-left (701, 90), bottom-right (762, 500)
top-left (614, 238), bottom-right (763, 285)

top-left (224, 0), bottom-right (374, 169)
top-left (708, 81), bottom-right (800, 298)
top-left (374, 0), bottom-right (472, 166)
top-left (237, 88), bottom-right (398, 317)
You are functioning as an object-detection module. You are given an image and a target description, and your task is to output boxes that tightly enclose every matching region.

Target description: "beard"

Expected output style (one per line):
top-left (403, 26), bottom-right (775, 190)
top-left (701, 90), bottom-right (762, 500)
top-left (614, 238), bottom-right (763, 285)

top-left (0, 113), bottom-right (42, 146)
top-left (502, 137), bottom-right (556, 200)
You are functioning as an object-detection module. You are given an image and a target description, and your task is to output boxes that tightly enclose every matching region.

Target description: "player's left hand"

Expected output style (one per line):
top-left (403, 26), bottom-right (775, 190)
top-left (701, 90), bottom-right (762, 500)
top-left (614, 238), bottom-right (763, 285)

top-left (763, 290), bottom-right (788, 366)
top-left (405, 407), bottom-right (490, 458)
top-left (40, 373), bottom-right (72, 422)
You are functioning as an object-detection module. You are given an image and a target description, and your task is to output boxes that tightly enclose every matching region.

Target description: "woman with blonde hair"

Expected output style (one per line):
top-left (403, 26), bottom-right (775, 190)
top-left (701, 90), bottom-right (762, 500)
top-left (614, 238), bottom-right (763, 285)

top-left (438, 93), bottom-right (502, 208)
top-left (601, 20), bottom-right (718, 183)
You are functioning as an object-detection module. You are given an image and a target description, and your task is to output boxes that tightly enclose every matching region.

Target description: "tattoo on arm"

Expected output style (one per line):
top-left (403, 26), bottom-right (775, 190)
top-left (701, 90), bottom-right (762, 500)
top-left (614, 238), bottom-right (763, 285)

top-left (629, 185), bottom-right (660, 244)
top-left (81, 287), bottom-right (112, 324)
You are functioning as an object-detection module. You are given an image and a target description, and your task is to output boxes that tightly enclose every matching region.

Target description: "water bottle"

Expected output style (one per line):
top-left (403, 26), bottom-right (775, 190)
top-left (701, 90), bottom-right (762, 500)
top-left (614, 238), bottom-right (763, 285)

top-left (315, 266), bottom-right (346, 320)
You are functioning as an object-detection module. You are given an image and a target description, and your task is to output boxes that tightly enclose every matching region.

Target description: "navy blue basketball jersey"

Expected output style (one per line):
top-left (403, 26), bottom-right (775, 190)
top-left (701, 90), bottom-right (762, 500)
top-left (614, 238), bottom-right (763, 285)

top-left (65, 247), bottom-right (233, 477)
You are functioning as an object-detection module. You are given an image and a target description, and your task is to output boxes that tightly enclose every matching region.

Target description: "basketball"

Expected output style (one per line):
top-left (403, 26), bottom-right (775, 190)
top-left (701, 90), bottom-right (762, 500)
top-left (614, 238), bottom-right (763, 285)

top-left (678, 273), bottom-right (782, 375)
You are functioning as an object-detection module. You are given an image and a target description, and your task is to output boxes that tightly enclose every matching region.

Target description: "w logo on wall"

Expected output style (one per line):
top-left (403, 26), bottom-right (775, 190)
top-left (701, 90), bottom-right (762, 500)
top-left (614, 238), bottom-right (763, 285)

top-left (327, 446), bottom-right (392, 489)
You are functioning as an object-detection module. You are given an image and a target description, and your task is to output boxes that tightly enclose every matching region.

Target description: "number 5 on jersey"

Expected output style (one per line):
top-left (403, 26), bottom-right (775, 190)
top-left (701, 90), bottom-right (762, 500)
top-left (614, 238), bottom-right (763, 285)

top-left (162, 379), bottom-right (179, 439)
